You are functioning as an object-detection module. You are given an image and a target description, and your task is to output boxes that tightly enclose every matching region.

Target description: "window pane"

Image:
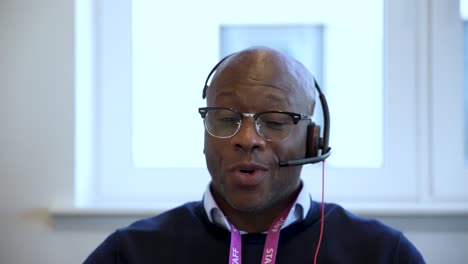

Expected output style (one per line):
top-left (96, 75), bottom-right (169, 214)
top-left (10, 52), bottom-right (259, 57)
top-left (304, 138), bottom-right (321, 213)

top-left (132, 0), bottom-right (383, 168)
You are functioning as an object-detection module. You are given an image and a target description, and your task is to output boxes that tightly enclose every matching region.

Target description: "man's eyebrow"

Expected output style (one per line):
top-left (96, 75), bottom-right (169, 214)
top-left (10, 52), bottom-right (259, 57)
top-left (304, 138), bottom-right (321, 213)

top-left (211, 89), bottom-right (291, 108)
top-left (264, 94), bottom-right (290, 107)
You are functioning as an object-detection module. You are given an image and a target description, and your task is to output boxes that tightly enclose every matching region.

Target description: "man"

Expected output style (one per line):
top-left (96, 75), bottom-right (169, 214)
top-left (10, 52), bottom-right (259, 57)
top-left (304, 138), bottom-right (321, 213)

top-left (85, 46), bottom-right (425, 263)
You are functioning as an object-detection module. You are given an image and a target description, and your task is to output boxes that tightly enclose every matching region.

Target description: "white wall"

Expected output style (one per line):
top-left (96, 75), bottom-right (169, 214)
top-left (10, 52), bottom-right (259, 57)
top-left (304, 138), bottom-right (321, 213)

top-left (1, 0), bottom-right (467, 263)
top-left (0, 1), bottom-right (107, 263)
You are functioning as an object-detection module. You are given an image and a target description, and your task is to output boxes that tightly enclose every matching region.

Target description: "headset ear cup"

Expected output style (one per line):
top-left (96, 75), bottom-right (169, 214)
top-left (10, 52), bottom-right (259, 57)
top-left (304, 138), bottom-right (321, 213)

top-left (306, 123), bottom-right (321, 158)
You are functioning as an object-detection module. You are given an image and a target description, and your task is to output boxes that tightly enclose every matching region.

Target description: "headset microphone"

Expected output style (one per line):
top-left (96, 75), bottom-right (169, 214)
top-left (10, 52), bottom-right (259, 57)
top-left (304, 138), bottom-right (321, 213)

top-left (203, 52), bottom-right (332, 167)
top-left (278, 151), bottom-right (332, 167)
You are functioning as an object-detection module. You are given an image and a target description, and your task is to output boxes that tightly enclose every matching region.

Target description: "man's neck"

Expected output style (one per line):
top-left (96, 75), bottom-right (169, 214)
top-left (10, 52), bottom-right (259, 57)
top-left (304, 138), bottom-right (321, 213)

top-left (213, 187), bottom-right (301, 233)
top-left (225, 208), bottom-right (286, 233)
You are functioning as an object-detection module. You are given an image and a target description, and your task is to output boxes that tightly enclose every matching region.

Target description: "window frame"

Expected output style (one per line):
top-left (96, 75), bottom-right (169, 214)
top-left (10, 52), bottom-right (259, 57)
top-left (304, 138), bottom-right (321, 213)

top-left (431, 0), bottom-right (467, 201)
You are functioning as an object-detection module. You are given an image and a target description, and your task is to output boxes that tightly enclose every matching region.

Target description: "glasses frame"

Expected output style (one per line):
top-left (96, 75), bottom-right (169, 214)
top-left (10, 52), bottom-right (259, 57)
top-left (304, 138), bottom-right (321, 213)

top-left (198, 106), bottom-right (312, 141)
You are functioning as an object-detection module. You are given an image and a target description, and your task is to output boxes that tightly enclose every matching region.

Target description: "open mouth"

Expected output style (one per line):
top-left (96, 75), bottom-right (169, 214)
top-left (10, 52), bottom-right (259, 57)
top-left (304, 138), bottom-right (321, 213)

top-left (231, 164), bottom-right (267, 186)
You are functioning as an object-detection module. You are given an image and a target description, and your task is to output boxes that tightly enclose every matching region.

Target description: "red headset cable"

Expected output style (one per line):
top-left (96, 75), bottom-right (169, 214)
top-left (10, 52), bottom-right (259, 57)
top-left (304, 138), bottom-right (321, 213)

top-left (313, 160), bottom-right (326, 264)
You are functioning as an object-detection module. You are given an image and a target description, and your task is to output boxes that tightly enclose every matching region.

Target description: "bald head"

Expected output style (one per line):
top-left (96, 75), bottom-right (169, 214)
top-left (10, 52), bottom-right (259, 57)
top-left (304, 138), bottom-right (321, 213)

top-left (205, 46), bottom-right (316, 115)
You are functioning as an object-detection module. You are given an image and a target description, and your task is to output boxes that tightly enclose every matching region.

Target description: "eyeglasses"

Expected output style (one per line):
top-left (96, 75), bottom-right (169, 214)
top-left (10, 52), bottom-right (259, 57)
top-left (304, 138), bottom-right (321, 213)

top-left (198, 107), bottom-right (312, 142)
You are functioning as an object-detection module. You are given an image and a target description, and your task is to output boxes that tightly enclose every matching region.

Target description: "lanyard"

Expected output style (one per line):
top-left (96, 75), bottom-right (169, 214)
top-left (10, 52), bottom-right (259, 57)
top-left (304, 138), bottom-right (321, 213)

top-left (228, 202), bottom-right (295, 264)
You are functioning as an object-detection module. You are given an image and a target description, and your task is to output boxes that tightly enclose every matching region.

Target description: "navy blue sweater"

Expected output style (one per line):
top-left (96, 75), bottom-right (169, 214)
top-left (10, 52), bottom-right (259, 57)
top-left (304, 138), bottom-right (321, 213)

top-left (84, 201), bottom-right (425, 263)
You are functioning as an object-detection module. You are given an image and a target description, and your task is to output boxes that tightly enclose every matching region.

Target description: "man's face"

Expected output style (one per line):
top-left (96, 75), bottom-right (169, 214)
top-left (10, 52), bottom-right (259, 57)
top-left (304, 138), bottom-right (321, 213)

top-left (204, 55), bottom-right (310, 213)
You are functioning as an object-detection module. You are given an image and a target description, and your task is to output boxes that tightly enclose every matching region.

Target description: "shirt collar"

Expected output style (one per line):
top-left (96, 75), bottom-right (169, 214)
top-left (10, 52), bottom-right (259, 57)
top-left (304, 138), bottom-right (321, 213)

top-left (202, 181), bottom-right (311, 233)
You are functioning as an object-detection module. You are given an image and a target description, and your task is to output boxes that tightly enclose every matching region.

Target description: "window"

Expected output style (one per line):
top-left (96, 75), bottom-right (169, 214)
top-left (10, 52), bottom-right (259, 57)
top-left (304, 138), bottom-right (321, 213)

top-left (75, 0), bottom-right (468, 209)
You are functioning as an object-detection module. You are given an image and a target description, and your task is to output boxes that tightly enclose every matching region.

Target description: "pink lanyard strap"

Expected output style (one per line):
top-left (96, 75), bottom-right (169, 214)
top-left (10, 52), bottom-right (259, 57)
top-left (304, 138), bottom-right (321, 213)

top-left (228, 202), bottom-right (295, 264)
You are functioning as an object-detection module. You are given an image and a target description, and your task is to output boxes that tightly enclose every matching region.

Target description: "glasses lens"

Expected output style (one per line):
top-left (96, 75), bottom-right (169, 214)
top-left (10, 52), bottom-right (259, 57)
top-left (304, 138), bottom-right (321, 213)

top-left (204, 109), bottom-right (241, 138)
top-left (257, 112), bottom-right (295, 141)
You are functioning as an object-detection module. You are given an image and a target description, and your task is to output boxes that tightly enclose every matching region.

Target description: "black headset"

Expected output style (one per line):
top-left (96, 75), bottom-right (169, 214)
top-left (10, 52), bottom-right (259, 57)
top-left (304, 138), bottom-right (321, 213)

top-left (202, 53), bottom-right (332, 167)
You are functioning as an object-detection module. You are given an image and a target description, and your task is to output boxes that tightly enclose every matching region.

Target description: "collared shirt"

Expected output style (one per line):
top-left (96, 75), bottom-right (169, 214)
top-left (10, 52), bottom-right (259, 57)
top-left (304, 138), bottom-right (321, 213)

top-left (202, 181), bottom-right (312, 234)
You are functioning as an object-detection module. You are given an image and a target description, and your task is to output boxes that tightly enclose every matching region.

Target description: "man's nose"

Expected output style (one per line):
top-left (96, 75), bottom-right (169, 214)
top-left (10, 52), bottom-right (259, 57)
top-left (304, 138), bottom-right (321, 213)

top-left (232, 118), bottom-right (266, 152)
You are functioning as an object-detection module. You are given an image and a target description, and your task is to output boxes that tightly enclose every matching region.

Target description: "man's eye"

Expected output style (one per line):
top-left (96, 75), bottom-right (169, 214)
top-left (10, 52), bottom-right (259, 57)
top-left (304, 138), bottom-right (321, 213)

top-left (265, 121), bottom-right (288, 130)
top-left (216, 117), bottom-right (240, 127)
top-left (218, 117), bottom-right (238, 123)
